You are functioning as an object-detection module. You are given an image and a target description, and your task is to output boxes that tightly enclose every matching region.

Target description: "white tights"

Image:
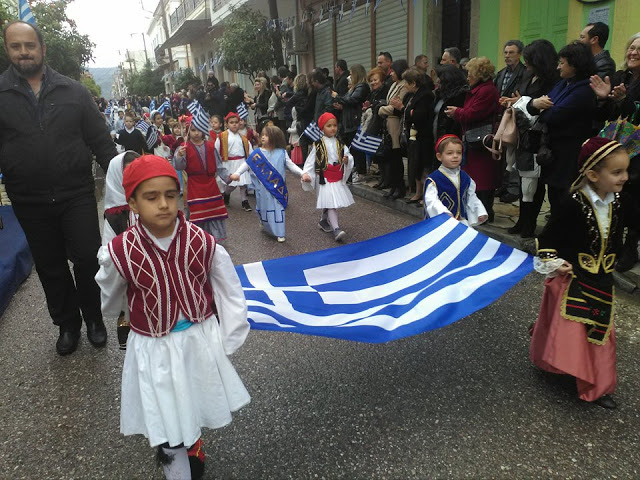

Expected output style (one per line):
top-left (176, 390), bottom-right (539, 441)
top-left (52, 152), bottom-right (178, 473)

top-left (322, 208), bottom-right (339, 230)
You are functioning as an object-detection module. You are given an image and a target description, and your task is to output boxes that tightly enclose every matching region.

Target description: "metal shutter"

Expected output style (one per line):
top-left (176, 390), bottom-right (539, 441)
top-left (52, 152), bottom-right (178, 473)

top-left (336, 5), bottom-right (372, 69)
top-left (375, 1), bottom-right (408, 62)
top-left (313, 20), bottom-right (333, 70)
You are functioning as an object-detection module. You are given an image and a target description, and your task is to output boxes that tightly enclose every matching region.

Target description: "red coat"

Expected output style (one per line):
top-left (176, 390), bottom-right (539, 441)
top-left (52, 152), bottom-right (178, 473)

top-left (453, 80), bottom-right (500, 191)
top-left (184, 141), bottom-right (228, 223)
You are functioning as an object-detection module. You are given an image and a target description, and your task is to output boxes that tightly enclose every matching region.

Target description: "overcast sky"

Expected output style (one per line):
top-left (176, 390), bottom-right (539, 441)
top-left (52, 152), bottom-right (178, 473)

top-left (67, 0), bottom-right (156, 68)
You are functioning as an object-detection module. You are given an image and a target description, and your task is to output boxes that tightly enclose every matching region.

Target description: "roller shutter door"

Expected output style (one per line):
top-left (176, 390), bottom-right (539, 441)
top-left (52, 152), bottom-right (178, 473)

top-left (336, 5), bottom-right (372, 69)
top-left (313, 20), bottom-right (333, 70)
top-left (375, 1), bottom-right (408, 62)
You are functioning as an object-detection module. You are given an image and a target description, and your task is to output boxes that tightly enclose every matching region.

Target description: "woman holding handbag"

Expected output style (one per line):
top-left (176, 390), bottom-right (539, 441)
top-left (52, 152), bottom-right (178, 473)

top-left (445, 57), bottom-right (500, 221)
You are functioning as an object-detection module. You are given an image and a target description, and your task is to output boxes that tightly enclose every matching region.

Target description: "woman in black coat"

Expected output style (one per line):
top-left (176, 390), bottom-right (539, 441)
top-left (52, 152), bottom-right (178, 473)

top-left (332, 64), bottom-right (371, 182)
top-left (395, 67), bottom-right (435, 203)
top-left (432, 64), bottom-right (468, 141)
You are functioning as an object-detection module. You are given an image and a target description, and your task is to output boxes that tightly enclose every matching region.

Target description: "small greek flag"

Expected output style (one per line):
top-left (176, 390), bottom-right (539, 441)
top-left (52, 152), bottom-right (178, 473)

top-left (303, 122), bottom-right (323, 142)
top-left (236, 215), bottom-right (533, 343)
top-left (19, 0), bottom-right (36, 25)
top-left (149, 99), bottom-right (156, 111)
top-left (146, 125), bottom-right (158, 151)
top-left (157, 98), bottom-right (171, 116)
top-left (350, 127), bottom-right (383, 154)
top-left (237, 102), bottom-right (249, 120)
top-left (187, 100), bottom-right (211, 134)
top-left (105, 104), bottom-right (112, 117)
top-left (135, 119), bottom-right (149, 135)
top-left (199, 63), bottom-right (206, 72)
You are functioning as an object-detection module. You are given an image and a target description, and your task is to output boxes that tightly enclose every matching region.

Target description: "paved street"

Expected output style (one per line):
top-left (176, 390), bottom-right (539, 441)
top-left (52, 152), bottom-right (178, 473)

top-left (1, 178), bottom-right (639, 479)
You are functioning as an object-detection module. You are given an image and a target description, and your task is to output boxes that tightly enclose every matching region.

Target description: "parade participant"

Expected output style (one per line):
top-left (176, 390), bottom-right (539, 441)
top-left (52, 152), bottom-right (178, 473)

top-left (529, 137), bottom-right (629, 409)
top-left (302, 112), bottom-right (354, 242)
top-left (0, 21), bottom-right (117, 355)
top-left (424, 135), bottom-right (487, 225)
top-left (101, 151), bottom-right (141, 349)
top-left (215, 112), bottom-right (252, 211)
top-left (238, 117), bottom-right (257, 148)
top-left (229, 126), bottom-right (309, 242)
top-left (208, 114), bottom-right (223, 143)
top-left (174, 122), bottom-right (230, 241)
top-left (95, 155), bottom-right (250, 480)
top-left (115, 112), bottom-right (148, 154)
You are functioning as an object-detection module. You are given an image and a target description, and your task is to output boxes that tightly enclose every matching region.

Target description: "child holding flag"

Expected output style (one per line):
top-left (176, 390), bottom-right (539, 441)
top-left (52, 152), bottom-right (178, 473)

top-left (95, 155), bottom-right (250, 479)
top-left (229, 126), bottom-right (309, 242)
top-left (215, 112), bottom-right (252, 211)
top-left (174, 122), bottom-right (230, 241)
top-left (302, 112), bottom-right (354, 242)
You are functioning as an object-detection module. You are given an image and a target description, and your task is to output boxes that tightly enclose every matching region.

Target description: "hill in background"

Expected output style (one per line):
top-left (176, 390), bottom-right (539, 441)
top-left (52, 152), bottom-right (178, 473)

top-left (89, 67), bottom-right (117, 99)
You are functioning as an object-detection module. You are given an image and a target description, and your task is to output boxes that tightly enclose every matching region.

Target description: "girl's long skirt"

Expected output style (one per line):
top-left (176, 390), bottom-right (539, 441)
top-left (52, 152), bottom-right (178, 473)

top-left (529, 274), bottom-right (617, 402)
top-left (121, 318), bottom-right (250, 447)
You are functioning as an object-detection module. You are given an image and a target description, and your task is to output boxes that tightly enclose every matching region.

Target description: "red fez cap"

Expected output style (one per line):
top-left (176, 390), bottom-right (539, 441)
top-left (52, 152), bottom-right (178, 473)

top-left (435, 134), bottom-right (462, 153)
top-left (123, 155), bottom-right (180, 200)
top-left (318, 112), bottom-right (337, 131)
top-left (224, 111), bottom-right (240, 122)
top-left (571, 136), bottom-right (623, 190)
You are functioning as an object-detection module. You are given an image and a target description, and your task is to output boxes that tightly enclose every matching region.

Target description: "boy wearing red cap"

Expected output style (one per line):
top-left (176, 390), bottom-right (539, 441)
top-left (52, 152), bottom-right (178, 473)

top-left (302, 112), bottom-right (355, 241)
top-left (95, 155), bottom-right (250, 479)
top-left (216, 112), bottom-right (252, 211)
top-left (424, 135), bottom-right (487, 226)
top-left (530, 137), bottom-right (629, 409)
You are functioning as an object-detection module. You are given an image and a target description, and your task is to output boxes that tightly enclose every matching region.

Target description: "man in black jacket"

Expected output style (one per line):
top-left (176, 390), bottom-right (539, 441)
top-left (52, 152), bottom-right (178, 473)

top-left (0, 21), bottom-right (117, 355)
top-left (579, 22), bottom-right (616, 80)
top-left (495, 40), bottom-right (527, 99)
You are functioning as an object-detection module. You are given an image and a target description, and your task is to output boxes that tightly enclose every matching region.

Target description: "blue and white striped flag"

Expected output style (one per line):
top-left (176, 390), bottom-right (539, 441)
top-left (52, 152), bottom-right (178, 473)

top-left (236, 215), bottom-right (533, 343)
top-left (19, 0), bottom-right (36, 25)
top-left (187, 99), bottom-right (211, 134)
top-left (134, 119), bottom-right (149, 135)
top-left (157, 98), bottom-right (171, 116)
top-left (350, 126), bottom-right (383, 154)
top-left (237, 102), bottom-right (249, 120)
top-left (149, 99), bottom-right (156, 111)
top-left (105, 104), bottom-right (112, 117)
top-left (146, 125), bottom-right (158, 151)
top-left (303, 122), bottom-right (323, 142)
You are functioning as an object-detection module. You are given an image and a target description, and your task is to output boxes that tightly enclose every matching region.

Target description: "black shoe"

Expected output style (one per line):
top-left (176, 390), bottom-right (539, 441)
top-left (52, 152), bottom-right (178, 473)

top-left (390, 189), bottom-right (406, 200)
top-left (592, 395), bottom-right (617, 409)
top-left (241, 200), bottom-right (252, 212)
top-left (405, 197), bottom-right (420, 204)
top-left (500, 192), bottom-right (519, 203)
top-left (56, 330), bottom-right (80, 356)
top-left (373, 183), bottom-right (389, 189)
top-left (508, 222), bottom-right (523, 234)
top-left (86, 319), bottom-right (107, 347)
top-left (223, 193), bottom-right (230, 206)
top-left (383, 188), bottom-right (396, 198)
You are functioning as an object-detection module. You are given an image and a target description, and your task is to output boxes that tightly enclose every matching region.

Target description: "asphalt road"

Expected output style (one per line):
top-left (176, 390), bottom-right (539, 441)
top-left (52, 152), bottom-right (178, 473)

top-left (1, 178), bottom-right (639, 479)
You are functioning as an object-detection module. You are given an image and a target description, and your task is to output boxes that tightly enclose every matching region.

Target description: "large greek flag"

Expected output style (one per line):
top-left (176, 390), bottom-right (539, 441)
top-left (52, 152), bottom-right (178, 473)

top-left (19, 0), bottom-right (36, 25)
top-left (187, 99), bottom-right (211, 135)
top-left (236, 214), bottom-right (532, 343)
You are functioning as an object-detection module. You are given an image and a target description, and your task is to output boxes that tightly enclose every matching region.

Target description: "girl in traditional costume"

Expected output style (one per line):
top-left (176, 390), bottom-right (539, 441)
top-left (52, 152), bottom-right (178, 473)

top-left (215, 112), bottom-right (252, 211)
top-left (174, 122), bottom-right (229, 241)
top-left (95, 155), bottom-right (250, 479)
top-left (229, 126), bottom-right (309, 242)
top-left (302, 112), bottom-right (355, 242)
top-left (529, 136), bottom-right (629, 409)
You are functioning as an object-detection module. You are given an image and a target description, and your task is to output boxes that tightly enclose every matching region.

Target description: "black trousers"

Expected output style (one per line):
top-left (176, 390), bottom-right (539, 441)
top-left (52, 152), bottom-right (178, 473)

top-left (389, 148), bottom-right (405, 191)
top-left (12, 194), bottom-right (103, 332)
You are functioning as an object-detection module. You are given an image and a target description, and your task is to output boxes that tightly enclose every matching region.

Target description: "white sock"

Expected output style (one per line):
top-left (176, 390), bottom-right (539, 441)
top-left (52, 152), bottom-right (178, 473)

top-left (327, 209), bottom-right (339, 230)
top-left (160, 446), bottom-right (191, 480)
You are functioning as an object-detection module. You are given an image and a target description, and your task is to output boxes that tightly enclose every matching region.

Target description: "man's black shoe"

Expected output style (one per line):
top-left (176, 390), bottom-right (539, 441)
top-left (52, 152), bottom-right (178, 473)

top-left (56, 330), bottom-right (80, 356)
top-left (592, 395), bottom-right (617, 409)
top-left (86, 319), bottom-right (107, 347)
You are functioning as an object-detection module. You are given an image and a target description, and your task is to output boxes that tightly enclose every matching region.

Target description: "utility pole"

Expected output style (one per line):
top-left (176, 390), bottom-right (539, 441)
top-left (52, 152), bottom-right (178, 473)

top-left (130, 33), bottom-right (149, 64)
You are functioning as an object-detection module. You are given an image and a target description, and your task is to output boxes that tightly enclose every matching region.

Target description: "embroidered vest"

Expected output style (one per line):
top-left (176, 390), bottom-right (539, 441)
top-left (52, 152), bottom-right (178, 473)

top-left (314, 138), bottom-right (345, 184)
top-left (219, 131), bottom-right (250, 161)
top-left (426, 169), bottom-right (471, 220)
top-left (185, 141), bottom-right (217, 176)
top-left (108, 212), bottom-right (216, 337)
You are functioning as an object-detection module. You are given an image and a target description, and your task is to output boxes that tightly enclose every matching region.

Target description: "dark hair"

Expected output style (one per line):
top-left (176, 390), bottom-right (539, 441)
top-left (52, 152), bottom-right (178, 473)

top-left (122, 151), bottom-right (141, 169)
top-left (311, 69), bottom-right (327, 85)
top-left (402, 67), bottom-right (428, 88)
top-left (434, 64), bottom-right (468, 100)
top-left (522, 39), bottom-right (559, 86)
top-left (444, 47), bottom-right (461, 64)
top-left (321, 67), bottom-right (330, 77)
top-left (210, 114), bottom-right (224, 127)
top-left (261, 125), bottom-right (286, 149)
top-left (335, 59), bottom-right (348, 72)
top-left (2, 20), bottom-right (44, 47)
top-left (436, 135), bottom-right (463, 153)
top-left (378, 51), bottom-right (393, 62)
top-left (414, 54), bottom-right (428, 64)
top-left (277, 66), bottom-right (290, 78)
top-left (558, 41), bottom-right (596, 80)
top-left (390, 59), bottom-right (409, 80)
top-left (504, 40), bottom-right (524, 54)
top-left (586, 22), bottom-right (609, 49)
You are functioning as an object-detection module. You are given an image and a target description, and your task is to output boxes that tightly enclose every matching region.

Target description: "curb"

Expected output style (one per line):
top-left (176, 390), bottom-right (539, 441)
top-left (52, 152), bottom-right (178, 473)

top-left (349, 183), bottom-right (639, 294)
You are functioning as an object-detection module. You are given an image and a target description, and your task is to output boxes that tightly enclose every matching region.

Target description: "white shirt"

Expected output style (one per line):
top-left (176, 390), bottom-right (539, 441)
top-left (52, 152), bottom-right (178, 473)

top-left (581, 185), bottom-right (614, 239)
top-left (215, 131), bottom-right (246, 158)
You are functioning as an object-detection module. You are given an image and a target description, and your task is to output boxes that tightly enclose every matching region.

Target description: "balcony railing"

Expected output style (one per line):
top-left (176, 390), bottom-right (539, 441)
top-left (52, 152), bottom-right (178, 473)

top-left (169, 0), bottom-right (205, 33)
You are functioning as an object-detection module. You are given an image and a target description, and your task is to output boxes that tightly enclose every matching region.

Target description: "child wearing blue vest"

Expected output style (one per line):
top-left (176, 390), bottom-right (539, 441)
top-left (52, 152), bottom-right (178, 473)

top-left (424, 134), bottom-right (488, 226)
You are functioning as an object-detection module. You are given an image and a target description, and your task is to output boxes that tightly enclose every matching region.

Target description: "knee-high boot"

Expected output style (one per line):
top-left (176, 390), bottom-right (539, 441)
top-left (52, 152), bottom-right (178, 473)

top-left (520, 202), bottom-right (538, 238)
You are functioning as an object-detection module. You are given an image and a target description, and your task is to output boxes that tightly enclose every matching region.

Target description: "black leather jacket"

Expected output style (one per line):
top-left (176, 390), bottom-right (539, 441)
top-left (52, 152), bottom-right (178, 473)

top-left (593, 50), bottom-right (616, 80)
top-left (0, 65), bottom-right (117, 204)
top-left (334, 82), bottom-right (371, 134)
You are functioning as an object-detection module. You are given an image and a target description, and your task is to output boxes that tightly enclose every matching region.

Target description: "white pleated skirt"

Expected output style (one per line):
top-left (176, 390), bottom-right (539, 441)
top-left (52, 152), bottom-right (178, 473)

top-left (315, 181), bottom-right (355, 209)
top-left (223, 159), bottom-right (251, 186)
top-left (120, 318), bottom-right (251, 448)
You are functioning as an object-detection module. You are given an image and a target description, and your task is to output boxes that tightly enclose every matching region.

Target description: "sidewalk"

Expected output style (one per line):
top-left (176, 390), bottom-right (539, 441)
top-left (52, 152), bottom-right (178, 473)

top-left (349, 173), bottom-right (640, 293)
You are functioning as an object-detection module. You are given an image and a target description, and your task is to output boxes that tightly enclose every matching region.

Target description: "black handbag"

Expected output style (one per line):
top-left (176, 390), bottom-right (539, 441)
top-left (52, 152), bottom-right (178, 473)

top-left (463, 124), bottom-right (493, 149)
